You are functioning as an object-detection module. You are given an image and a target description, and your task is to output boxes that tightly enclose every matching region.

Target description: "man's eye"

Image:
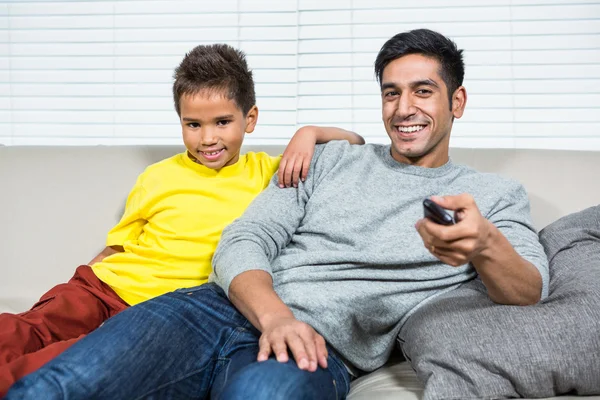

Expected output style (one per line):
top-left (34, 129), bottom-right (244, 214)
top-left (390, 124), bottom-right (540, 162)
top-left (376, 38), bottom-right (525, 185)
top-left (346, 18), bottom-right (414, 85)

top-left (217, 120), bottom-right (231, 126)
top-left (384, 91), bottom-right (398, 97)
top-left (416, 89), bottom-right (432, 95)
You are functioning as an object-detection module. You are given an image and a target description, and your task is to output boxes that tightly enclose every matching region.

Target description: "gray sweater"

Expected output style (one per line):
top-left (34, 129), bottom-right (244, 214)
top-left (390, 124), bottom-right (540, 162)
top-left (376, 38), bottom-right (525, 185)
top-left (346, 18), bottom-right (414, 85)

top-left (212, 141), bottom-right (549, 372)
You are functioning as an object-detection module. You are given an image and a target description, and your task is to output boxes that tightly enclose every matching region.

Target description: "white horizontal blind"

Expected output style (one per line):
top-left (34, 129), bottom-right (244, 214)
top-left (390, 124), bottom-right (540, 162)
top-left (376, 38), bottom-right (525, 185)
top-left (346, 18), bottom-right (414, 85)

top-left (1, 1), bottom-right (600, 150)
top-left (297, 0), bottom-right (600, 150)
top-left (0, 0), bottom-right (299, 145)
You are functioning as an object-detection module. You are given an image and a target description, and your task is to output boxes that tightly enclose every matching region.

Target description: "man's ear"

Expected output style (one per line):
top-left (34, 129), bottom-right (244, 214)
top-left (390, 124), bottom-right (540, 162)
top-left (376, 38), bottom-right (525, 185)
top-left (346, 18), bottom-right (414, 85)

top-left (245, 105), bottom-right (259, 133)
top-left (451, 86), bottom-right (467, 119)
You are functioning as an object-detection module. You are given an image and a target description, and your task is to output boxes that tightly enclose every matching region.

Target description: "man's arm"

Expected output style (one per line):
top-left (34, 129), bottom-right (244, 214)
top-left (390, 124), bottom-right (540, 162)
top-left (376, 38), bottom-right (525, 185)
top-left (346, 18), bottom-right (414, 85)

top-left (416, 191), bottom-right (546, 305)
top-left (470, 222), bottom-right (542, 305)
top-left (228, 270), bottom-right (328, 372)
top-left (213, 143), bottom-right (341, 371)
top-left (88, 245), bottom-right (124, 265)
top-left (278, 126), bottom-right (364, 188)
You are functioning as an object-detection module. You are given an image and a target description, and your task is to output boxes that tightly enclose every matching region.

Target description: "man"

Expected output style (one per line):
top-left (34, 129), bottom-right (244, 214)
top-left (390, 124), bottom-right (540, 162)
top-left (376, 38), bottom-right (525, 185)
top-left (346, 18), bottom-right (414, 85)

top-left (6, 29), bottom-right (548, 400)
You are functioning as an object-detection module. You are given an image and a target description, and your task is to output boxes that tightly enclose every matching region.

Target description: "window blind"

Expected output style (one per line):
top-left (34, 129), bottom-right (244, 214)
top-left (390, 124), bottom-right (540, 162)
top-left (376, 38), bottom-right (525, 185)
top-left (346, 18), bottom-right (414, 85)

top-left (1, 0), bottom-right (599, 150)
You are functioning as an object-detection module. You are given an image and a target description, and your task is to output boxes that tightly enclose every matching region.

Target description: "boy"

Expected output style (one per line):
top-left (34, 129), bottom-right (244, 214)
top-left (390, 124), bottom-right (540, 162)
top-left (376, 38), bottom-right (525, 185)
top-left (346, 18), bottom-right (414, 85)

top-left (0, 43), bottom-right (364, 395)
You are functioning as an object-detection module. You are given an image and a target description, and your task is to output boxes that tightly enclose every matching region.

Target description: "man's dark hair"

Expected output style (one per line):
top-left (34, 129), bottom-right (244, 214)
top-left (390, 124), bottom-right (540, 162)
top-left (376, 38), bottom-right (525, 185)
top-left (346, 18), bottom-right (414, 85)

top-left (173, 44), bottom-right (256, 116)
top-left (374, 29), bottom-right (464, 106)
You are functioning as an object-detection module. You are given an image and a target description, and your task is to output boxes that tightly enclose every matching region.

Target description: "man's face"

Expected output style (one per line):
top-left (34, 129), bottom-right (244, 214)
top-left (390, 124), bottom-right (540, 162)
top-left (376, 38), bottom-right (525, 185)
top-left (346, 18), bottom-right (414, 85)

top-left (381, 54), bottom-right (466, 168)
top-left (179, 90), bottom-right (258, 170)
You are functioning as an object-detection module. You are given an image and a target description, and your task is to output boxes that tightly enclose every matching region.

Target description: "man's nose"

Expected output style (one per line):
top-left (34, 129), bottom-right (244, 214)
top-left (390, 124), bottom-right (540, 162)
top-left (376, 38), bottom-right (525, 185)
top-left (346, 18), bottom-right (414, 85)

top-left (396, 94), bottom-right (417, 119)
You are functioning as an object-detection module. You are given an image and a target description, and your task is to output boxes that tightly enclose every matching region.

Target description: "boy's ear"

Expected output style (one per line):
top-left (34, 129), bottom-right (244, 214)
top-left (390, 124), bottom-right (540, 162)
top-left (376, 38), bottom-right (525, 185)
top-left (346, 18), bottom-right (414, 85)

top-left (245, 105), bottom-right (259, 134)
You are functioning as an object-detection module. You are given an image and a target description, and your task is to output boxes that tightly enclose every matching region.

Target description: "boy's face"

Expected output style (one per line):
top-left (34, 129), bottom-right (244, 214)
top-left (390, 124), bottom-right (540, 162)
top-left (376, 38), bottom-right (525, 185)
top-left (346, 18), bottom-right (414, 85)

top-left (381, 53), bottom-right (466, 168)
top-left (179, 90), bottom-right (258, 170)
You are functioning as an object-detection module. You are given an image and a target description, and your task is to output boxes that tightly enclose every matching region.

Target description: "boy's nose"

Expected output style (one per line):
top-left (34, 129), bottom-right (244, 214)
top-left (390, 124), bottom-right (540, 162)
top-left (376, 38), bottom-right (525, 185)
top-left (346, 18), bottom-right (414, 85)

top-left (199, 130), bottom-right (218, 146)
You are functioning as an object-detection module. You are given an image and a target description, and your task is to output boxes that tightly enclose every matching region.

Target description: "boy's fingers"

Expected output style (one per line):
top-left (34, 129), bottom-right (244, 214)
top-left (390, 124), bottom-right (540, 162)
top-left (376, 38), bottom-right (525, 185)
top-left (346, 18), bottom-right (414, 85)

top-left (284, 157), bottom-right (295, 187)
top-left (292, 159), bottom-right (302, 187)
top-left (301, 157), bottom-right (310, 181)
top-left (277, 159), bottom-right (287, 188)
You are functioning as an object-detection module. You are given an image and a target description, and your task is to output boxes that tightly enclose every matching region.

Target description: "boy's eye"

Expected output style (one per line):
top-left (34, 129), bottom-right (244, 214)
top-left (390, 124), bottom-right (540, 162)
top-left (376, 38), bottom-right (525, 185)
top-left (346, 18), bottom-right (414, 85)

top-left (187, 122), bottom-right (200, 128)
top-left (217, 119), bottom-right (231, 126)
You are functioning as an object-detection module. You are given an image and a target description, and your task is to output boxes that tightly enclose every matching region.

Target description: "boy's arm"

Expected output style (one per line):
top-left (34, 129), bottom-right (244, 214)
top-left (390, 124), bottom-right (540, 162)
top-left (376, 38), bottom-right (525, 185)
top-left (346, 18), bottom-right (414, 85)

top-left (278, 125), bottom-right (364, 188)
top-left (309, 125), bottom-right (365, 145)
top-left (88, 245), bottom-right (124, 266)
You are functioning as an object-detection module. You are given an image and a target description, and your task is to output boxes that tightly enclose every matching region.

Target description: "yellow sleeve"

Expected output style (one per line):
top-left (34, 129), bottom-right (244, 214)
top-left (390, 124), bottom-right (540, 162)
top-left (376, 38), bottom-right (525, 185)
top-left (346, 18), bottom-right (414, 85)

top-left (264, 155), bottom-right (282, 187)
top-left (105, 174), bottom-right (148, 247)
top-left (269, 155), bottom-right (283, 172)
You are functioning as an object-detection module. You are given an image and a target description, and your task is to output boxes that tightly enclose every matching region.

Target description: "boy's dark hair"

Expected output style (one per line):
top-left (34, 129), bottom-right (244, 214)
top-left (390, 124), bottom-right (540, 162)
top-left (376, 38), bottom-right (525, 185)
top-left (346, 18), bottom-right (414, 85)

top-left (374, 29), bottom-right (464, 107)
top-left (173, 44), bottom-right (256, 116)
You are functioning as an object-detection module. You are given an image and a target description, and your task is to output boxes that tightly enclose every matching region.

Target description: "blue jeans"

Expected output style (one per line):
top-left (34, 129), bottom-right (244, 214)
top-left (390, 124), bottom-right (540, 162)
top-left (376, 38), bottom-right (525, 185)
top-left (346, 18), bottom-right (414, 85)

top-left (6, 283), bottom-right (351, 399)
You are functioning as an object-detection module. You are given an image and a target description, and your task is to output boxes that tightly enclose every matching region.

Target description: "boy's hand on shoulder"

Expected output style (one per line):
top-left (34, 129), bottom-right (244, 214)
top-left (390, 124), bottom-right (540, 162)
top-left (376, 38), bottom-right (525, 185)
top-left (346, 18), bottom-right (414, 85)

top-left (278, 126), bottom-right (364, 188)
top-left (278, 127), bottom-right (318, 188)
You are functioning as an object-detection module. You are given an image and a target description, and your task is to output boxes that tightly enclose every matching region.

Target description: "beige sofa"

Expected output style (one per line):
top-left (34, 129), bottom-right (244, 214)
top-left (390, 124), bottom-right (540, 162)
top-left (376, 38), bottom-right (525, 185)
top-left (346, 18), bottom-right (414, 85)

top-left (1, 145), bottom-right (599, 399)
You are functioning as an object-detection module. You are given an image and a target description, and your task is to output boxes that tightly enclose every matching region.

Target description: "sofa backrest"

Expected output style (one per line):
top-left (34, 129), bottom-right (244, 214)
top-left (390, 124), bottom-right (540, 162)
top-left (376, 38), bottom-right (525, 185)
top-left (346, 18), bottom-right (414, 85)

top-left (1, 145), bottom-right (599, 313)
top-left (448, 147), bottom-right (599, 229)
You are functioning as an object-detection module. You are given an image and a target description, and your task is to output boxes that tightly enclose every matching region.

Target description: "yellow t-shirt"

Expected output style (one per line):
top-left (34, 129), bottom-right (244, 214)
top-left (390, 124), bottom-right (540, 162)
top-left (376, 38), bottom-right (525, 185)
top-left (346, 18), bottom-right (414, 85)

top-left (92, 152), bottom-right (281, 305)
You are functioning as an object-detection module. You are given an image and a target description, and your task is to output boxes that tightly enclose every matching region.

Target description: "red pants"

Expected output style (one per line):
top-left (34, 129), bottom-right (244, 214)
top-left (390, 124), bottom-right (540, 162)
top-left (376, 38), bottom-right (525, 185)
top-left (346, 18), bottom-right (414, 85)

top-left (0, 265), bottom-right (128, 396)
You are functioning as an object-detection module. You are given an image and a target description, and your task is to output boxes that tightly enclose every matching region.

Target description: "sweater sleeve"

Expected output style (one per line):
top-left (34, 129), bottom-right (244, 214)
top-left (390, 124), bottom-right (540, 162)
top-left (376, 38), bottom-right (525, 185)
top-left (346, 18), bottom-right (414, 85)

top-left (212, 142), bottom-right (342, 296)
top-left (486, 180), bottom-right (550, 300)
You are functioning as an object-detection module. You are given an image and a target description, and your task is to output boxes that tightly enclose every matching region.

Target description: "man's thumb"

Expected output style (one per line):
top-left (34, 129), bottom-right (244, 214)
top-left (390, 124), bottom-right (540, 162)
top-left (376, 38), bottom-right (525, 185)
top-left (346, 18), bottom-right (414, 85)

top-left (430, 194), bottom-right (465, 211)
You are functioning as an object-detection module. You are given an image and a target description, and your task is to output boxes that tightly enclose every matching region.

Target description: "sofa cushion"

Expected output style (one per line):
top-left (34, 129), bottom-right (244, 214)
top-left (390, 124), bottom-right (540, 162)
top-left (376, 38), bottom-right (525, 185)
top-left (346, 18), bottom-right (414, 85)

top-left (347, 358), bottom-right (423, 400)
top-left (397, 205), bottom-right (600, 400)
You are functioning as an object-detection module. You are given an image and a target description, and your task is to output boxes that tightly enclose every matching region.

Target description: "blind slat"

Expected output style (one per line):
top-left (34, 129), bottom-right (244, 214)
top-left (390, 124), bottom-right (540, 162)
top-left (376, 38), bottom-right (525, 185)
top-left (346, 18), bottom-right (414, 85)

top-left (2, 1), bottom-right (599, 150)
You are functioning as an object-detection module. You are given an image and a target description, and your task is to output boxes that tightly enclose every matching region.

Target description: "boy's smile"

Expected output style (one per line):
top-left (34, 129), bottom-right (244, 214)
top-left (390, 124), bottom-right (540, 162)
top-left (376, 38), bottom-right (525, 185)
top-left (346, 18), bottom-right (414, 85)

top-left (200, 149), bottom-right (225, 160)
top-left (179, 90), bottom-right (258, 170)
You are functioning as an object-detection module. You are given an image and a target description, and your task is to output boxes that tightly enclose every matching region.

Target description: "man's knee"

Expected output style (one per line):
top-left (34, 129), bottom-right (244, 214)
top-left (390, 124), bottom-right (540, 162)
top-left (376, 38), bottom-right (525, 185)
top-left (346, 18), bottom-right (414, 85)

top-left (218, 360), bottom-right (340, 400)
